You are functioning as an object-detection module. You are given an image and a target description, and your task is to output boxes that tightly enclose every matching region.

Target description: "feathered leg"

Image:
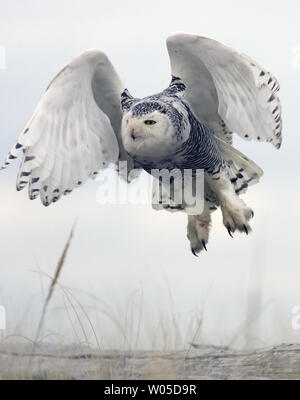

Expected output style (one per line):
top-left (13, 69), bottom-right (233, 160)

top-left (206, 170), bottom-right (253, 235)
top-left (187, 199), bottom-right (212, 255)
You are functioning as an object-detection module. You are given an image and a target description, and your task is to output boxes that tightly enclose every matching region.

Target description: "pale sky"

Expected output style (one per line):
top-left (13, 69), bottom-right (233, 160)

top-left (0, 0), bottom-right (300, 350)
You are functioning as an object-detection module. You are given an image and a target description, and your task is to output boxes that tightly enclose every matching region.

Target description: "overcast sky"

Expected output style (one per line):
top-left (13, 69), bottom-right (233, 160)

top-left (0, 0), bottom-right (300, 350)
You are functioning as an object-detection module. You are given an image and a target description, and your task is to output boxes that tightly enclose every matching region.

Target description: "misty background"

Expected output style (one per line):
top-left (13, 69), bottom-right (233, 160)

top-left (0, 0), bottom-right (300, 350)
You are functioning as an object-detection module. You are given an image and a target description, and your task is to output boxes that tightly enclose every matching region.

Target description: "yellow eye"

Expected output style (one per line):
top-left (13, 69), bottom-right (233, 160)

top-left (144, 120), bottom-right (156, 126)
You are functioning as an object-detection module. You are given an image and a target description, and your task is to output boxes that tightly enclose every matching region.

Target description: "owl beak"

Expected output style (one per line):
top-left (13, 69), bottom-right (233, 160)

top-left (130, 128), bottom-right (142, 141)
top-left (130, 129), bottom-right (137, 140)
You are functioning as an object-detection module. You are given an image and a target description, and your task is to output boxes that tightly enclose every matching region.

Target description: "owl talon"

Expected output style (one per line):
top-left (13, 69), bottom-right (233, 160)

top-left (220, 190), bottom-right (253, 237)
top-left (227, 225), bottom-right (233, 238)
top-left (187, 206), bottom-right (211, 256)
top-left (191, 248), bottom-right (199, 257)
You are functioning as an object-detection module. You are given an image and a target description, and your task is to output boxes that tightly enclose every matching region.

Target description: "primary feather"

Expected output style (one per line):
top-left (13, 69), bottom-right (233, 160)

top-left (167, 33), bottom-right (282, 148)
top-left (2, 50), bottom-right (126, 205)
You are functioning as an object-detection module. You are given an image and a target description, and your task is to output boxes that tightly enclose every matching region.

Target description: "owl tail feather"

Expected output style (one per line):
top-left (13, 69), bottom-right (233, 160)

top-left (216, 137), bottom-right (264, 195)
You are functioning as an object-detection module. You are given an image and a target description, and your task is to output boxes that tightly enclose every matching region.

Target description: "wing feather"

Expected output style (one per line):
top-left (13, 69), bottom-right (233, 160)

top-left (2, 49), bottom-right (125, 205)
top-left (167, 33), bottom-right (282, 149)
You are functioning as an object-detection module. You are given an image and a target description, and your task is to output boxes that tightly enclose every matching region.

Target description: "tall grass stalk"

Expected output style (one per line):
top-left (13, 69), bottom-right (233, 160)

top-left (26, 223), bottom-right (76, 374)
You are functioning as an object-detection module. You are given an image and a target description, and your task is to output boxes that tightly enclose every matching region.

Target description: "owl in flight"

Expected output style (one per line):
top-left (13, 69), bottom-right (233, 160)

top-left (1, 33), bottom-right (282, 255)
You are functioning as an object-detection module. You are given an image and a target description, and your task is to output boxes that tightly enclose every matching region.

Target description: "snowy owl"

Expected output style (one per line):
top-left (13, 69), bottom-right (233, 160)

top-left (1, 33), bottom-right (282, 255)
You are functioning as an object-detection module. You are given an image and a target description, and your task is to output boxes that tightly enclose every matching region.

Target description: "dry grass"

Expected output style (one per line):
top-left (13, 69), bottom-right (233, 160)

top-left (0, 223), bottom-right (296, 380)
top-left (35, 223), bottom-right (76, 344)
top-left (0, 222), bottom-right (202, 379)
top-left (24, 223), bottom-right (76, 376)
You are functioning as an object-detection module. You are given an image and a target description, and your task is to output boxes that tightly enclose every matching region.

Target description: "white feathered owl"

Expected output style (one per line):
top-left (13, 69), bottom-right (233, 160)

top-left (1, 33), bottom-right (282, 255)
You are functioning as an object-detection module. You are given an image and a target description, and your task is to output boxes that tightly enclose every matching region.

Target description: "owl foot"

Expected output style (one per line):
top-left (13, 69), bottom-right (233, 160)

top-left (187, 214), bottom-right (210, 255)
top-left (220, 193), bottom-right (253, 234)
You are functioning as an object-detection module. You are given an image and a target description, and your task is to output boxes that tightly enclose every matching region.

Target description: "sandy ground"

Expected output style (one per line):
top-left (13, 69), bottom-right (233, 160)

top-left (0, 343), bottom-right (300, 379)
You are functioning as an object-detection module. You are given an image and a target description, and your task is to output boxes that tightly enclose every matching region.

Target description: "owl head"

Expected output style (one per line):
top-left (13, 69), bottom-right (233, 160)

top-left (120, 86), bottom-right (188, 162)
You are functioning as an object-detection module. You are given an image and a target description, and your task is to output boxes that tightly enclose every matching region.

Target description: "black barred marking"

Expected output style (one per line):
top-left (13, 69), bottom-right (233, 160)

top-left (77, 181), bottom-right (82, 185)
top-left (272, 106), bottom-right (278, 114)
top-left (25, 156), bottom-right (35, 162)
top-left (120, 89), bottom-right (139, 112)
top-left (210, 166), bottom-right (222, 175)
top-left (53, 197), bottom-right (59, 202)
top-left (9, 154), bottom-right (17, 159)
top-left (19, 181), bottom-right (27, 185)
top-left (15, 143), bottom-right (23, 149)
top-left (235, 183), bottom-right (248, 194)
top-left (257, 136), bottom-right (261, 140)
top-left (64, 190), bottom-right (72, 194)
top-left (43, 185), bottom-right (48, 192)
top-left (132, 101), bottom-right (168, 117)
top-left (268, 78), bottom-right (272, 84)
top-left (53, 188), bottom-right (60, 193)
top-left (168, 75), bottom-right (186, 94)
top-left (24, 128), bottom-right (29, 134)
top-left (164, 204), bottom-right (184, 210)
top-left (268, 94), bottom-right (275, 102)
top-left (205, 193), bottom-right (218, 204)
top-left (245, 134), bottom-right (249, 138)
top-left (31, 189), bottom-right (39, 193)
top-left (236, 173), bottom-right (244, 178)
top-left (21, 171), bottom-right (31, 177)
top-left (260, 71), bottom-right (265, 76)
top-left (32, 177), bottom-right (40, 183)
top-left (230, 177), bottom-right (238, 183)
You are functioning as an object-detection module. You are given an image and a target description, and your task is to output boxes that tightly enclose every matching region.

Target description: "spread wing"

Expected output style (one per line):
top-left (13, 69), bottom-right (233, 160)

top-left (1, 50), bottom-right (131, 206)
top-left (166, 33), bottom-right (282, 149)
